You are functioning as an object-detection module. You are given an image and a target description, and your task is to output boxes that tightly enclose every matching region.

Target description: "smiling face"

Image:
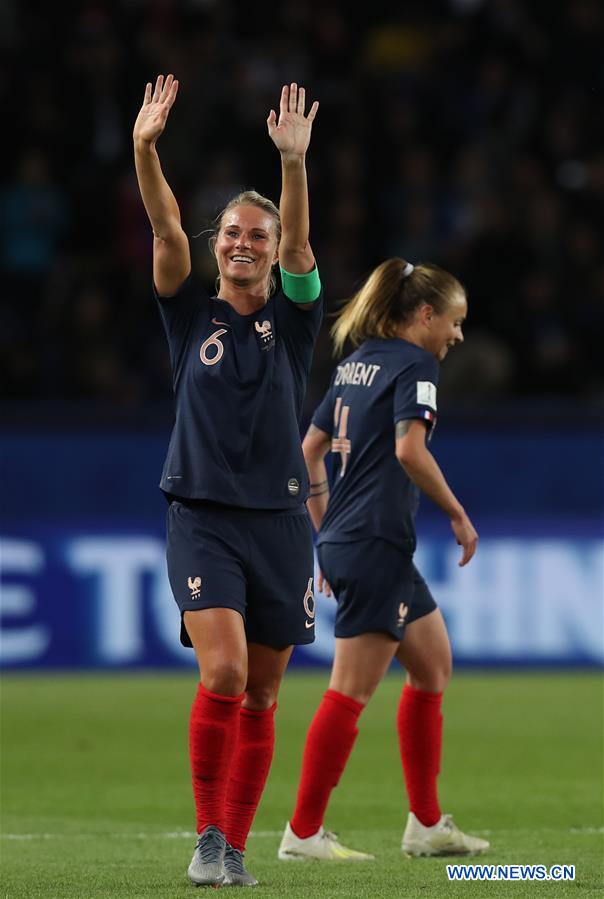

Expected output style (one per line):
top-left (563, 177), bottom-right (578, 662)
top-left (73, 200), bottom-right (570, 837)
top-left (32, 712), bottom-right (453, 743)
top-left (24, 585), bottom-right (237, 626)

top-left (422, 291), bottom-right (468, 361)
top-left (214, 205), bottom-right (279, 295)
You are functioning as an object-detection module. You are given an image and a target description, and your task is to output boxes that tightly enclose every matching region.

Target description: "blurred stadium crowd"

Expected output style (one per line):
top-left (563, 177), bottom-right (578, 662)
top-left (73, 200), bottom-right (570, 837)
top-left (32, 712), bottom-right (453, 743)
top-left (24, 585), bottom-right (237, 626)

top-left (2, 0), bottom-right (603, 416)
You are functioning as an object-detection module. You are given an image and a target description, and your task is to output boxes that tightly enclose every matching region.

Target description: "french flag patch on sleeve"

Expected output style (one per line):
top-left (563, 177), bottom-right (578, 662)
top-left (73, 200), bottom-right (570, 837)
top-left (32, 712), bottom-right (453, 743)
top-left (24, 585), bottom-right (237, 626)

top-left (421, 409), bottom-right (435, 425)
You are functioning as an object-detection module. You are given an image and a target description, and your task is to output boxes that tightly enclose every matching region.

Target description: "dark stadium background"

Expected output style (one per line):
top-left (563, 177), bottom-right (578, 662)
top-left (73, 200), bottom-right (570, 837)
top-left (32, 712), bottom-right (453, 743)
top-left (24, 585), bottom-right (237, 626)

top-left (2, 8), bottom-right (603, 896)
top-left (1, 0), bottom-right (603, 670)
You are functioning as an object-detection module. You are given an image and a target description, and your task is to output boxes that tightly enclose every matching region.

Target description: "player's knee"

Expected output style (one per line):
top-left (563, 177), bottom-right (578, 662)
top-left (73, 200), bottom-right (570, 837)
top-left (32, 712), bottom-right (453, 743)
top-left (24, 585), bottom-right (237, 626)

top-left (244, 682), bottom-right (280, 710)
top-left (202, 659), bottom-right (247, 696)
top-left (328, 674), bottom-right (375, 705)
top-left (408, 657), bottom-right (452, 693)
top-left (434, 661), bottom-right (452, 692)
top-left (339, 684), bottom-right (374, 705)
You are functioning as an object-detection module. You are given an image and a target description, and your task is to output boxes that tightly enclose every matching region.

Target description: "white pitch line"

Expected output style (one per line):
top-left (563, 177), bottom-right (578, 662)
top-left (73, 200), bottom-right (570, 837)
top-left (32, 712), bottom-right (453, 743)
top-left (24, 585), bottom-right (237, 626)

top-left (249, 831), bottom-right (283, 838)
top-left (2, 827), bottom-right (602, 841)
top-left (0, 830), bottom-right (282, 841)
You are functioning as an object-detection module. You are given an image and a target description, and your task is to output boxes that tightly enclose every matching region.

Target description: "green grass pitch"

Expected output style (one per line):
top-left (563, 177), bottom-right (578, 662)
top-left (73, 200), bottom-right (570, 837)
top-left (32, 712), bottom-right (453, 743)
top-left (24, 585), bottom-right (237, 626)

top-left (2, 671), bottom-right (602, 898)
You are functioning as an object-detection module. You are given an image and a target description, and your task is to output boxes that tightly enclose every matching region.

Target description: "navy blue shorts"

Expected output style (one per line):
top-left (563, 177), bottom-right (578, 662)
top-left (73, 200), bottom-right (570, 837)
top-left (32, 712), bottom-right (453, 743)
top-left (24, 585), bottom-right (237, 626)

top-left (166, 499), bottom-right (316, 648)
top-left (317, 538), bottom-right (437, 641)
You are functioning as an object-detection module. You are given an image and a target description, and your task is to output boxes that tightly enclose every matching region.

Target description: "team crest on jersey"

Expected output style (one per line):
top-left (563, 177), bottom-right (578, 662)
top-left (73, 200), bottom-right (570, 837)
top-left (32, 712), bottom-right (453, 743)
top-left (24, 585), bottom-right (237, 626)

top-left (187, 576), bottom-right (202, 599)
top-left (254, 319), bottom-right (274, 351)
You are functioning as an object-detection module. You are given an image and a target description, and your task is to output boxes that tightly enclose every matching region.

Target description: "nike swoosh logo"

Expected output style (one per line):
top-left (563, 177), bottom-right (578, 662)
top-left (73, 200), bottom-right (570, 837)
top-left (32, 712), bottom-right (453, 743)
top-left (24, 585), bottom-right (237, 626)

top-left (305, 620), bottom-right (315, 629)
top-left (211, 317), bottom-right (230, 327)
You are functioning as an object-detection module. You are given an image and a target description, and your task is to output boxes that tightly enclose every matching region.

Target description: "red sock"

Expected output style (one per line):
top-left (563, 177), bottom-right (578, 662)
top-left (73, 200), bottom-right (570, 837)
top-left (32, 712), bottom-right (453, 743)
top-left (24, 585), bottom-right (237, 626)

top-left (189, 684), bottom-right (244, 834)
top-left (224, 703), bottom-right (276, 851)
top-left (290, 689), bottom-right (364, 839)
top-left (397, 684), bottom-right (443, 827)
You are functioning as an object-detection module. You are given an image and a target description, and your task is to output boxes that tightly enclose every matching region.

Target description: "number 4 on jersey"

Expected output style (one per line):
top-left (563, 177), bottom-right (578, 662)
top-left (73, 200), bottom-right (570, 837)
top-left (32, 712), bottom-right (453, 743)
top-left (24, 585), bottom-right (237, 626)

top-left (332, 397), bottom-right (351, 476)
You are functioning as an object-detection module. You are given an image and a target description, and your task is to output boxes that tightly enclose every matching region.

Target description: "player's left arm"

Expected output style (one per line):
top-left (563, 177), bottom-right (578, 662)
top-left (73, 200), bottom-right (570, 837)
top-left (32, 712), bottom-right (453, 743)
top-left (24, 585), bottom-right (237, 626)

top-left (267, 83), bottom-right (321, 310)
top-left (396, 419), bottom-right (478, 566)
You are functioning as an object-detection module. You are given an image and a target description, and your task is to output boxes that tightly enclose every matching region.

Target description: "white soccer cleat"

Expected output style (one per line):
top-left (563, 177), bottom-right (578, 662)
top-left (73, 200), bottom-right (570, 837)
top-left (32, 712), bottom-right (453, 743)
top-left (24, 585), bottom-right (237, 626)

top-left (402, 812), bottom-right (490, 857)
top-left (278, 821), bottom-right (375, 861)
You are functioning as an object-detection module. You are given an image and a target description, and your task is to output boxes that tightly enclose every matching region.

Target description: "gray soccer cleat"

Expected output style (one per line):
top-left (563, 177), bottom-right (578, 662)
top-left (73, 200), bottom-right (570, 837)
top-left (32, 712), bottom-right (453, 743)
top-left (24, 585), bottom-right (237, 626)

top-left (402, 812), bottom-right (490, 857)
top-left (222, 843), bottom-right (259, 886)
top-left (187, 824), bottom-right (226, 886)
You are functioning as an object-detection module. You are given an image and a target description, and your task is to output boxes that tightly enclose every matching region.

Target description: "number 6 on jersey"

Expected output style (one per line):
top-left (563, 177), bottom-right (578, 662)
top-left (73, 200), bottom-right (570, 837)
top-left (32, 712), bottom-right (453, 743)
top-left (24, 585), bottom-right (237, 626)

top-left (200, 328), bottom-right (227, 366)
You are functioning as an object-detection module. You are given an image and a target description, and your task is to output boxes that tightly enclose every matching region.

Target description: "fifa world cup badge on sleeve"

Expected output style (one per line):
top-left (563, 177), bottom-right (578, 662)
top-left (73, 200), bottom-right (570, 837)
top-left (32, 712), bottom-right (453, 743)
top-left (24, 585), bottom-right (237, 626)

top-left (417, 381), bottom-right (437, 410)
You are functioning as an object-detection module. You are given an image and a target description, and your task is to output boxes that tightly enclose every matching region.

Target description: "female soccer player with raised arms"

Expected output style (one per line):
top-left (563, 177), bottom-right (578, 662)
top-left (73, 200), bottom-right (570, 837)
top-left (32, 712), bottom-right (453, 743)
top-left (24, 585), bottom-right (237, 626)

top-left (278, 258), bottom-right (489, 861)
top-left (133, 75), bottom-right (322, 887)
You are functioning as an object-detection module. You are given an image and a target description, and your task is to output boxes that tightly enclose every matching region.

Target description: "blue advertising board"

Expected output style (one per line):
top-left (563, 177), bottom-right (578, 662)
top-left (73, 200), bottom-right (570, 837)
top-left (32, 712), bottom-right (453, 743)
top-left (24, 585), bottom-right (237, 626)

top-left (1, 426), bottom-right (603, 669)
top-left (1, 527), bottom-right (603, 669)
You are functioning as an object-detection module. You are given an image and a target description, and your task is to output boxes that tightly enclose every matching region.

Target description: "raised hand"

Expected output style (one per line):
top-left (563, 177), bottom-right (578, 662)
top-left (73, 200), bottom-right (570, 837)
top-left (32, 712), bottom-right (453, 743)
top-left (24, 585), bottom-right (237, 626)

top-left (267, 83), bottom-right (319, 158)
top-left (133, 74), bottom-right (179, 144)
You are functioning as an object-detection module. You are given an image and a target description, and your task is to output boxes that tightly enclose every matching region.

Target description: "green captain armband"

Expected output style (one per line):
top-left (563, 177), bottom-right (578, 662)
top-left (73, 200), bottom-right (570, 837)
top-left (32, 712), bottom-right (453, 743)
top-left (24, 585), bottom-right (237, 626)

top-left (280, 265), bottom-right (322, 303)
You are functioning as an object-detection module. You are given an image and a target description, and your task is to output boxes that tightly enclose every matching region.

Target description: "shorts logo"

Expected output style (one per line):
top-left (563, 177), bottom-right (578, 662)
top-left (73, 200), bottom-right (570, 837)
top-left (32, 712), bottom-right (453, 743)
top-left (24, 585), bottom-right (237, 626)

top-left (254, 319), bottom-right (274, 351)
top-left (397, 602), bottom-right (409, 628)
top-left (188, 576), bottom-right (202, 599)
top-left (303, 577), bottom-right (315, 629)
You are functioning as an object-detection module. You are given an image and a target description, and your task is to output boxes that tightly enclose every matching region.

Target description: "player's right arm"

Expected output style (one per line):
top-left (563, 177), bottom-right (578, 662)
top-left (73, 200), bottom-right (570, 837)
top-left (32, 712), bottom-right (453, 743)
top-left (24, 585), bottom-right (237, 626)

top-left (302, 423), bottom-right (332, 596)
top-left (133, 74), bottom-right (191, 296)
top-left (395, 419), bottom-right (478, 566)
top-left (302, 424), bottom-right (331, 532)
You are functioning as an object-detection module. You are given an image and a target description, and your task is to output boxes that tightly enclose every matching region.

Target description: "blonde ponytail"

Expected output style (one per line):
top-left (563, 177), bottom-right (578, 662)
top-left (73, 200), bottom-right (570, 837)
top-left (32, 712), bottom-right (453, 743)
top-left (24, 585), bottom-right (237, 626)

top-left (331, 258), bottom-right (465, 356)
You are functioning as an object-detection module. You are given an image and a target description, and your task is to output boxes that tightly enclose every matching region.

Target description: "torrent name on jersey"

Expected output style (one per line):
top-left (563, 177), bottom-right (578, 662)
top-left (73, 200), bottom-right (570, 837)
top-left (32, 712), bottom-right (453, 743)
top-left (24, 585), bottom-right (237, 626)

top-left (334, 361), bottom-right (381, 387)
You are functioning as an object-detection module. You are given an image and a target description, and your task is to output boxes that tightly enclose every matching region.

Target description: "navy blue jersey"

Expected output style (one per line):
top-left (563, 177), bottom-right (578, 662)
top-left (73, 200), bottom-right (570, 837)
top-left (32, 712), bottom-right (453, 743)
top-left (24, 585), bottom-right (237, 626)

top-left (156, 276), bottom-right (323, 509)
top-left (312, 338), bottom-right (439, 551)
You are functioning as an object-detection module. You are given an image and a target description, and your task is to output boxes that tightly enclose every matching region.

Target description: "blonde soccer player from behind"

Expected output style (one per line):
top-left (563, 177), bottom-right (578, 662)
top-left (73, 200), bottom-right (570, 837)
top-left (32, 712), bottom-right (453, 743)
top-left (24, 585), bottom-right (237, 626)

top-left (278, 258), bottom-right (489, 861)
